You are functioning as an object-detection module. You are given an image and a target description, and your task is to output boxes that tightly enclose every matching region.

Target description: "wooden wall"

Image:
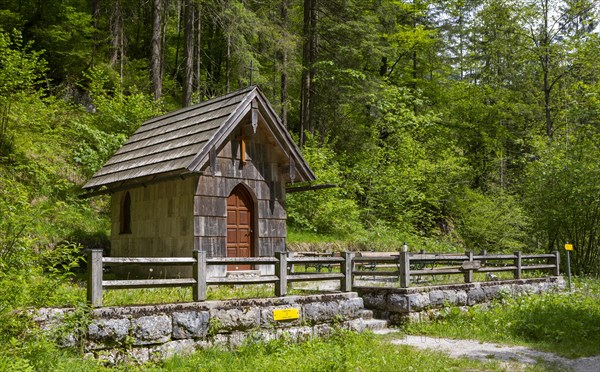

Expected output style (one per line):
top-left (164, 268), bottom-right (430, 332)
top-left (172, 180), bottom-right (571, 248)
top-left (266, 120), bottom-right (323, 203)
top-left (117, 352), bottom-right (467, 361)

top-left (194, 120), bottom-right (288, 268)
top-left (110, 177), bottom-right (195, 278)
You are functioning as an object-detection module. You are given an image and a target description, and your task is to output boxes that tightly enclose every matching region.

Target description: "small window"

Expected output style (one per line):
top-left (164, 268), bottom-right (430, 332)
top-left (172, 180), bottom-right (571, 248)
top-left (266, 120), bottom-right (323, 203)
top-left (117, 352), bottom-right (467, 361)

top-left (120, 192), bottom-right (132, 234)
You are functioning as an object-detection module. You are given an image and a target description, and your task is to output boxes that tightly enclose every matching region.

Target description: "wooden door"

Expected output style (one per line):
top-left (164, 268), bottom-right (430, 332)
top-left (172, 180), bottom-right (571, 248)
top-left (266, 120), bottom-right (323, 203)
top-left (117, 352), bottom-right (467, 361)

top-left (226, 185), bottom-right (254, 270)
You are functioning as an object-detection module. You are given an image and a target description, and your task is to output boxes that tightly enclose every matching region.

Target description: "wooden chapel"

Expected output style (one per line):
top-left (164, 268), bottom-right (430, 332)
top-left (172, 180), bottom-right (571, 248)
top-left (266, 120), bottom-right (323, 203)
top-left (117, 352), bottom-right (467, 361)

top-left (82, 86), bottom-right (315, 278)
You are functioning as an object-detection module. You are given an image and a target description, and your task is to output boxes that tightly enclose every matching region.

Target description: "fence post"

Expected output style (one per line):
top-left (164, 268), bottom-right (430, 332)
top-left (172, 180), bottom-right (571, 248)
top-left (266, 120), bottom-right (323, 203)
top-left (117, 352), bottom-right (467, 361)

top-left (553, 251), bottom-right (560, 276)
top-left (275, 251), bottom-right (288, 297)
top-left (193, 250), bottom-right (207, 301)
top-left (87, 248), bottom-right (103, 307)
top-left (463, 251), bottom-right (474, 283)
top-left (514, 251), bottom-right (522, 279)
top-left (341, 252), bottom-right (354, 292)
top-left (399, 251), bottom-right (410, 288)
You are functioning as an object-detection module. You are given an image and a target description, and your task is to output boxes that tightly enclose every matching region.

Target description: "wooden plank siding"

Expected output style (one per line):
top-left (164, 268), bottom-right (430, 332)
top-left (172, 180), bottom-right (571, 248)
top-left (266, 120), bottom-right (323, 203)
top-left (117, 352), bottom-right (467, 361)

top-left (194, 121), bottom-right (288, 263)
top-left (110, 177), bottom-right (195, 278)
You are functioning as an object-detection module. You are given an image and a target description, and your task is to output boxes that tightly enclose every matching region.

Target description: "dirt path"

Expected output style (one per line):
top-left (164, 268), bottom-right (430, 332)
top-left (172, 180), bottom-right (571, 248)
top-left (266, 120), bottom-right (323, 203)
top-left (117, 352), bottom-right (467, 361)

top-left (380, 333), bottom-right (600, 371)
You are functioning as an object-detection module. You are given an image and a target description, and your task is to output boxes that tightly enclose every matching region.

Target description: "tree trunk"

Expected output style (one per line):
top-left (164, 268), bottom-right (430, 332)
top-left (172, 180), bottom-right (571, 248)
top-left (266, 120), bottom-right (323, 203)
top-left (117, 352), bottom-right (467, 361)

top-left (173, 0), bottom-right (182, 80)
top-left (91, 0), bottom-right (100, 67)
top-left (109, 0), bottom-right (124, 72)
top-left (151, 0), bottom-right (163, 101)
top-left (300, 0), bottom-right (317, 146)
top-left (541, 0), bottom-right (553, 138)
top-left (280, 0), bottom-right (290, 127)
top-left (182, 0), bottom-right (194, 106)
top-left (195, 3), bottom-right (203, 98)
top-left (226, 35), bottom-right (231, 93)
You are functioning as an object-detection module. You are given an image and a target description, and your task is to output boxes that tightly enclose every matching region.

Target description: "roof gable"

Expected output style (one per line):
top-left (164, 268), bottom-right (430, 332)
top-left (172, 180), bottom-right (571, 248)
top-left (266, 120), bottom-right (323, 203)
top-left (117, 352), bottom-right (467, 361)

top-left (83, 86), bottom-right (315, 192)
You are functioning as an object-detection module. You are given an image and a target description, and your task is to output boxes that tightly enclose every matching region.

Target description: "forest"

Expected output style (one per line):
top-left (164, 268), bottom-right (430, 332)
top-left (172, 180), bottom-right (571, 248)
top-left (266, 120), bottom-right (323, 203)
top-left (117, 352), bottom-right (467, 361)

top-left (0, 0), bottom-right (599, 278)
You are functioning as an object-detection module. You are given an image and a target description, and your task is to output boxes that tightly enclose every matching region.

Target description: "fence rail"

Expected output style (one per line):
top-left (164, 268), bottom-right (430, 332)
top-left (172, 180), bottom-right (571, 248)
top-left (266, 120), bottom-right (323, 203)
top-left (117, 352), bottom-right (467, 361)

top-left (87, 249), bottom-right (560, 307)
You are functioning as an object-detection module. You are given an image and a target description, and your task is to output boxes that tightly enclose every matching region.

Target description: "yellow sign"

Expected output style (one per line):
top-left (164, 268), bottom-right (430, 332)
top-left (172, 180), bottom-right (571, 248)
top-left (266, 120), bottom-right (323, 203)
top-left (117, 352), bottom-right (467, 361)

top-left (565, 244), bottom-right (573, 251)
top-left (273, 308), bottom-right (300, 321)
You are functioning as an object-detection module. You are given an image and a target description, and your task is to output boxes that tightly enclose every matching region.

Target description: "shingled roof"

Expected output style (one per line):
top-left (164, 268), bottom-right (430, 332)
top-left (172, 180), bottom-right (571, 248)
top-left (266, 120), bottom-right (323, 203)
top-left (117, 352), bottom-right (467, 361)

top-left (83, 86), bottom-right (315, 194)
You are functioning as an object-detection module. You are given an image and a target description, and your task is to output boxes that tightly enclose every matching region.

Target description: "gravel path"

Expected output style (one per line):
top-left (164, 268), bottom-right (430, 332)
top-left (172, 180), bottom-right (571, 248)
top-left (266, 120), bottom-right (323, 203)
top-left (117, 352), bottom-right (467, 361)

top-left (386, 334), bottom-right (600, 372)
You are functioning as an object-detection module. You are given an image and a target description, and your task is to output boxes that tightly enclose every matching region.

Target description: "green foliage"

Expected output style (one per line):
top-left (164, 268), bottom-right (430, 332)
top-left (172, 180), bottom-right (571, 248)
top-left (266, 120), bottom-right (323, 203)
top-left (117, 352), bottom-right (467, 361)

top-left (287, 134), bottom-right (363, 236)
top-left (452, 188), bottom-right (531, 252)
top-left (30, 5), bottom-right (94, 81)
top-left (0, 175), bottom-right (34, 273)
top-left (405, 277), bottom-right (600, 358)
top-left (84, 66), bottom-right (163, 136)
top-left (72, 122), bottom-right (126, 177)
top-left (347, 86), bottom-right (469, 236)
top-left (0, 30), bottom-right (47, 96)
top-left (525, 132), bottom-right (600, 274)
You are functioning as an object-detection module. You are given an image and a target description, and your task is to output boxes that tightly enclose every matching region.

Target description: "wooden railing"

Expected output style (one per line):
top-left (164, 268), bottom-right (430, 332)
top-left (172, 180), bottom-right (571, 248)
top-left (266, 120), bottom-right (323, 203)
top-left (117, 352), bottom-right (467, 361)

top-left (86, 249), bottom-right (352, 307)
top-left (353, 251), bottom-right (561, 287)
top-left (87, 249), bottom-right (560, 307)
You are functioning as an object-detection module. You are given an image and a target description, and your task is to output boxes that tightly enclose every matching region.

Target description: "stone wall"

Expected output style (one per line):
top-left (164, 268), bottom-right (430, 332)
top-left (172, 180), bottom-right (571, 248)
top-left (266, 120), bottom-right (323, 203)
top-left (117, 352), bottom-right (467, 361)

top-left (34, 293), bottom-right (369, 365)
top-left (355, 277), bottom-right (565, 324)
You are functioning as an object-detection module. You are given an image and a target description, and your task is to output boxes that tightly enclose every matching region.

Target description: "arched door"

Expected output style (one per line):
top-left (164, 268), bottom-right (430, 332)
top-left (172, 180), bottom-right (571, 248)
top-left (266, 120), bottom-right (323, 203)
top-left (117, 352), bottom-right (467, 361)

top-left (226, 185), bottom-right (254, 270)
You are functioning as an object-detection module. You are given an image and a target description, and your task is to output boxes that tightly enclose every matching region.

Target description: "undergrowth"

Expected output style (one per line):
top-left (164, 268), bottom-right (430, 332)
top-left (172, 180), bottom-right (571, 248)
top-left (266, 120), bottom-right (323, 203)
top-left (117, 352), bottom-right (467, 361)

top-left (404, 277), bottom-right (600, 358)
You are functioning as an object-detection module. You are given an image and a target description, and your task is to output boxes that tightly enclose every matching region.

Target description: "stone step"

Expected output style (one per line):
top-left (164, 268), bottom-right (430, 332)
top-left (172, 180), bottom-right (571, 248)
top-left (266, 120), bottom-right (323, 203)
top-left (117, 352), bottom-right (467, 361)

top-left (360, 309), bottom-right (373, 320)
top-left (350, 318), bottom-right (389, 333)
top-left (363, 319), bottom-right (389, 331)
top-left (371, 327), bottom-right (401, 335)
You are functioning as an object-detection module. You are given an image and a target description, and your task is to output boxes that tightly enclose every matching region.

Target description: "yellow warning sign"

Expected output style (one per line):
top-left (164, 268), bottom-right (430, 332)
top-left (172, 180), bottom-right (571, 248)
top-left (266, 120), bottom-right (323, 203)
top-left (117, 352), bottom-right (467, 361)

top-left (565, 244), bottom-right (573, 251)
top-left (273, 308), bottom-right (300, 321)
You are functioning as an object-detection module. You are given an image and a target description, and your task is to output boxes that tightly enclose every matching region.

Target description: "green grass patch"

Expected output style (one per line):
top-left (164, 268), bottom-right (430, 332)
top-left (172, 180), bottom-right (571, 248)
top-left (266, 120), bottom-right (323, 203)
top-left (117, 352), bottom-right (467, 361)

top-left (404, 277), bottom-right (600, 358)
top-left (152, 330), bottom-right (522, 372)
top-left (287, 228), bottom-right (345, 244)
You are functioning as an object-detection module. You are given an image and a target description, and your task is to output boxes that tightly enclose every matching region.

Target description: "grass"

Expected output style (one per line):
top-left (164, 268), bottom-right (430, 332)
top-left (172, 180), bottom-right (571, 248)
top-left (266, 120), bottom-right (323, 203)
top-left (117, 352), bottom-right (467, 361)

top-left (402, 276), bottom-right (600, 358)
top-left (151, 330), bottom-right (539, 372)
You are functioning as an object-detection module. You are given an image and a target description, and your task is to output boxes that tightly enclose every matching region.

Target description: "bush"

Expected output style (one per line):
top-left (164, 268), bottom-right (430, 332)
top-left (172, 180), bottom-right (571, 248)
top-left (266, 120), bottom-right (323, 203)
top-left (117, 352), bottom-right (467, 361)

top-left (287, 135), bottom-right (364, 237)
top-left (451, 188), bottom-right (530, 252)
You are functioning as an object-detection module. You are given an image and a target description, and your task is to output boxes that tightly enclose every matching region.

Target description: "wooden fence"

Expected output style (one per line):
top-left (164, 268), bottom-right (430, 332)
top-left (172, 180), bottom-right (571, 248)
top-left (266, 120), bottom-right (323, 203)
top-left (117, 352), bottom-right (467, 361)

top-left (353, 251), bottom-right (561, 287)
top-left (86, 249), bottom-right (352, 307)
top-left (86, 249), bottom-right (560, 307)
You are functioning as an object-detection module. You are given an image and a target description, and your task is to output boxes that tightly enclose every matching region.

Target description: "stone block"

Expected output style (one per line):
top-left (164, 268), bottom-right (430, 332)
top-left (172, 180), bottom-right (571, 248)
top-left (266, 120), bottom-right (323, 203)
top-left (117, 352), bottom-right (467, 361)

top-left (388, 294), bottom-right (409, 313)
top-left (339, 298), bottom-right (364, 319)
top-left (172, 311), bottom-right (210, 339)
top-left (88, 318), bottom-right (131, 344)
top-left (467, 288), bottom-right (486, 306)
top-left (359, 292), bottom-right (386, 310)
top-left (294, 326), bottom-right (314, 342)
top-left (210, 307), bottom-right (261, 332)
top-left (229, 331), bottom-right (249, 348)
top-left (303, 301), bottom-right (339, 324)
top-left (150, 340), bottom-right (196, 361)
top-left (429, 290), bottom-right (446, 307)
top-left (407, 293), bottom-right (430, 312)
top-left (442, 290), bottom-right (458, 305)
top-left (313, 323), bottom-right (334, 337)
top-left (132, 315), bottom-right (172, 345)
top-left (483, 285), bottom-right (500, 300)
top-left (456, 290), bottom-right (468, 305)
